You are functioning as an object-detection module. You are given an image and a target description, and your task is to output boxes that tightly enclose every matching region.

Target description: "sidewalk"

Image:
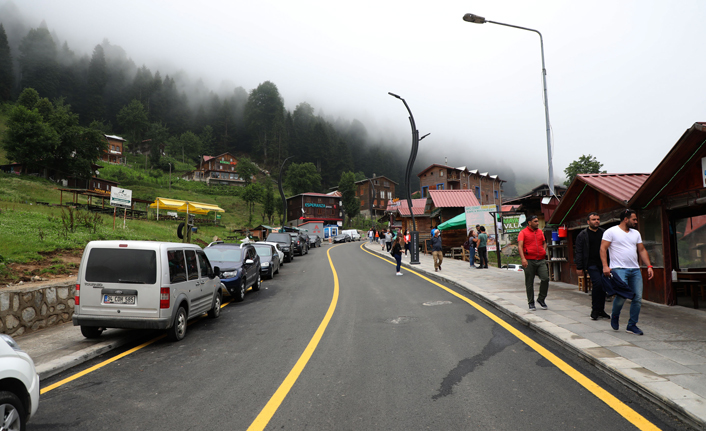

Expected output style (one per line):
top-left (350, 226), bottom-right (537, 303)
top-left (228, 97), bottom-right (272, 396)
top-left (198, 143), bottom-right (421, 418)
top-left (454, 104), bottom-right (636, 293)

top-left (10, 242), bottom-right (706, 429)
top-left (365, 242), bottom-right (706, 430)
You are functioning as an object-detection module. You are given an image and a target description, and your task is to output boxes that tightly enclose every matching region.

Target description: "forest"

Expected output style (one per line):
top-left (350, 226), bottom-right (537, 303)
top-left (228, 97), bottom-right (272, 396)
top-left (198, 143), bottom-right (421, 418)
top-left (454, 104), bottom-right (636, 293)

top-left (0, 11), bottom-right (413, 195)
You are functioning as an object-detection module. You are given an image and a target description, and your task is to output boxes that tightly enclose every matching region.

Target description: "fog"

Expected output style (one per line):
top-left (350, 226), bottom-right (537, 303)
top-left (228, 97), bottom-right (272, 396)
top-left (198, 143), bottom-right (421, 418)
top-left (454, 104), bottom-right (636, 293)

top-left (4, 0), bottom-right (706, 196)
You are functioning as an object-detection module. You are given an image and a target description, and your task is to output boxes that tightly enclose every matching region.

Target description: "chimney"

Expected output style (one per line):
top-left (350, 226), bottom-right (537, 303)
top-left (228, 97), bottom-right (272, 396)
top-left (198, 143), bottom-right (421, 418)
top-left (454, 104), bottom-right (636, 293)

top-left (445, 157), bottom-right (448, 165)
top-left (373, 173), bottom-right (376, 178)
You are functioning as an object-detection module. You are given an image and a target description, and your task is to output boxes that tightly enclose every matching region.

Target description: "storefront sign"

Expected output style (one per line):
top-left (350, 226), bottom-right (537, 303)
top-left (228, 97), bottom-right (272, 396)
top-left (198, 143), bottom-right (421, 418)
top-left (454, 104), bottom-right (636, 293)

top-left (305, 203), bottom-right (326, 208)
top-left (502, 215), bottom-right (523, 233)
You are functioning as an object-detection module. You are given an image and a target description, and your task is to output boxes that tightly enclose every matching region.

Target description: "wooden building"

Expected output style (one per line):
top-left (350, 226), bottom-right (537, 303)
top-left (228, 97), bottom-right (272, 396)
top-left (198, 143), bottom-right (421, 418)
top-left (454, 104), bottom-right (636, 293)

top-left (355, 175), bottom-right (397, 219)
top-left (417, 164), bottom-right (505, 206)
top-left (181, 153), bottom-right (247, 186)
top-left (102, 135), bottom-right (125, 165)
top-left (286, 192), bottom-right (343, 227)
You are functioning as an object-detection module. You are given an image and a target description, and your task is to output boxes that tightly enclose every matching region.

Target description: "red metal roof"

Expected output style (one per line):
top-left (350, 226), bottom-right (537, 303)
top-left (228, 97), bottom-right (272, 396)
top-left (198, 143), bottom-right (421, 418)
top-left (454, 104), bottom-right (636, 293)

top-left (501, 204), bottom-right (520, 212)
top-left (428, 190), bottom-right (480, 208)
top-left (392, 199), bottom-right (427, 216)
top-left (577, 173), bottom-right (649, 204)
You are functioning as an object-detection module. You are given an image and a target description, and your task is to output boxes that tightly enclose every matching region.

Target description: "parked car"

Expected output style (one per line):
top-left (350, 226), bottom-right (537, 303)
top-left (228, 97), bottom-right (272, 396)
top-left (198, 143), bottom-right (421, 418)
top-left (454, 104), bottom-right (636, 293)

top-left (309, 234), bottom-right (322, 248)
top-left (504, 264), bottom-right (524, 272)
top-left (266, 233), bottom-right (295, 262)
top-left (261, 241), bottom-right (285, 265)
top-left (253, 243), bottom-right (280, 279)
top-left (344, 233), bottom-right (352, 242)
top-left (0, 334), bottom-right (39, 430)
top-left (342, 229), bottom-right (361, 241)
top-left (288, 232), bottom-right (308, 256)
top-left (73, 241), bottom-right (223, 342)
top-left (204, 243), bottom-right (261, 302)
top-left (333, 234), bottom-right (348, 244)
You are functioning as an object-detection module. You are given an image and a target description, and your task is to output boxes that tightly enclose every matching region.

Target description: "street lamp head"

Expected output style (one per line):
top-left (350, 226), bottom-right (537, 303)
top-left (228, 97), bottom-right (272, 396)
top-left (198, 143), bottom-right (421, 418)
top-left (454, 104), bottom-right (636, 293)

top-left (463, 13), bottom-right (486, 24)
top-left (388, 92), bottom-right (401, 99)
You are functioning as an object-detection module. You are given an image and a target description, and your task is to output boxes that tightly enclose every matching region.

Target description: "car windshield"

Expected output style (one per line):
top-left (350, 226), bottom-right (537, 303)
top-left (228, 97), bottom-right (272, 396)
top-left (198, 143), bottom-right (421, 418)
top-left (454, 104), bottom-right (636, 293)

top-left (267, 233), bottom-right (290, 243)
top-left (204, 247), bottom-right (242, 262)
top-left (253, 245), bottom-right (272, 256)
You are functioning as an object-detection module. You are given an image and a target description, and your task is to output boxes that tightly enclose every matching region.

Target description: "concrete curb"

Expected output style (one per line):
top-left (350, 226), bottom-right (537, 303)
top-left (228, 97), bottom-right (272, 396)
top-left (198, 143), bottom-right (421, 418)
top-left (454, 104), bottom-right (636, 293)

top-left (363, 243), bottom-right (706, 431)
top-left (36, 335), bottom-right (136, 380)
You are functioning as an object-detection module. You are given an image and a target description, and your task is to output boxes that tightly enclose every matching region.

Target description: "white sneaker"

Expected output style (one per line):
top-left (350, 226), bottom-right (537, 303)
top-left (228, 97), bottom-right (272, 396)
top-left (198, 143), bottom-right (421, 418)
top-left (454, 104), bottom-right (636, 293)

top-left (396, 272), bottom-right (403, 276)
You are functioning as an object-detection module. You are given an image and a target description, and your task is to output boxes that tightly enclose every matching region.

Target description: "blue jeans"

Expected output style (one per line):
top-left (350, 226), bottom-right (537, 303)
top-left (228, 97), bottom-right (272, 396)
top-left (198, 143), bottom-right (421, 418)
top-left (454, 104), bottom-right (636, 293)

top-left (611, 268), bottom-right (643, 327)
top-left (394, 254), bottom-right (402, 272)
top-left (469, 247), bottom-right (476, 267)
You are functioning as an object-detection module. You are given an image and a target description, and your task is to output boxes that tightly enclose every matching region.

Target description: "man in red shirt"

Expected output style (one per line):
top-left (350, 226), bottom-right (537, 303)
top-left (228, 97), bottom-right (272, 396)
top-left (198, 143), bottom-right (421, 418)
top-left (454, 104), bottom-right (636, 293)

top-left (518, 215), bottom-right (549, 311)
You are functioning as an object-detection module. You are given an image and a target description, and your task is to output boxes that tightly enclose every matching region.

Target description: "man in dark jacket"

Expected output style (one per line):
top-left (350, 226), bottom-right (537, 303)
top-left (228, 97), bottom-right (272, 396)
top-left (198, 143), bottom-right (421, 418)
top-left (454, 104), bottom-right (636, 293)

top-left (431, 229), bottom-right (443, 272)
top-left (574, 212), bottom-right (610, 320)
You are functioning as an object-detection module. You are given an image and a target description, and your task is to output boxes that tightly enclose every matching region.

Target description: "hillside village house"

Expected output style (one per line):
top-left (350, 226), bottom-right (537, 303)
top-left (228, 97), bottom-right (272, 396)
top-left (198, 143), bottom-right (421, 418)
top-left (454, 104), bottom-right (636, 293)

top-left (417, 164), bottom-right (505, 207)
top-left (181, 153), bottom-right (247, 186)
top-left (102, 135), bottom-right (125, 165)
top-left (356, 174), bottom-right (397, 219)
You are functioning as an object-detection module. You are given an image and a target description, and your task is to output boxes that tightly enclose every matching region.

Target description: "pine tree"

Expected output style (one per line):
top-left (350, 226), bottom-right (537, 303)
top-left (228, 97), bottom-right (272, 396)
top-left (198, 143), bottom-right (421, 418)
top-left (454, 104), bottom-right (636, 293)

top-left (18, 27), bottom-right (59, 99)
top-left (86, 44), bottom-right (108, 122)
top-left (0, 24), bottom-right (14, 101)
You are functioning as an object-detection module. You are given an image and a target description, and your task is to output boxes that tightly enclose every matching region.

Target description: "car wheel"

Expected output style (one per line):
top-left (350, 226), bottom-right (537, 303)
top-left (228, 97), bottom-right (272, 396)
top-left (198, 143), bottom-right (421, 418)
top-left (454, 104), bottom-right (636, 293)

top-left (234, 279), bottom-right (246, 302)
top-left (0, 391), bottom-right (26, 431)
top-left (81, 326), bottom-right (103, 339)
top-left (167, 306), bottom-right (187, 341)
top-left (252, 274), bottom-right (261, 291)
top-left (268, 267), bottom-right (273, 279)
top-left (208, 291), bottom-right (222, 319)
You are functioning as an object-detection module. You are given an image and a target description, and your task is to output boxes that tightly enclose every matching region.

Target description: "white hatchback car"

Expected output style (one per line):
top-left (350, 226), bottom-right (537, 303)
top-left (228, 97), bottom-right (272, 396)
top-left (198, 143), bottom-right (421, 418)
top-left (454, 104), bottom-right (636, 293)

top-left (260, 241), bottom-right (285, 265)
top-left (0, 334), bottom-right (39, 430)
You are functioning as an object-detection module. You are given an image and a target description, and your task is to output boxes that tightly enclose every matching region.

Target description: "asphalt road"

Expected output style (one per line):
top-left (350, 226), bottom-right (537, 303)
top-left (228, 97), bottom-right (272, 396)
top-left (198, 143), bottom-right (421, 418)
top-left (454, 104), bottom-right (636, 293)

top-left (30, 242), bottom-right (691, 430)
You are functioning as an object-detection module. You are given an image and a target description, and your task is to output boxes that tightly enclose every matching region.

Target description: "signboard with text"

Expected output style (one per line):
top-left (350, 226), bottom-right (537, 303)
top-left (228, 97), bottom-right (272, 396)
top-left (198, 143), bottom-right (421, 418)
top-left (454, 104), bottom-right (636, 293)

top-left (502, 215), bottom-right (524, 234)
top-left (110, 187), bottom-right (132, 209)
top-left (465, 205), bottom-right (497, 251)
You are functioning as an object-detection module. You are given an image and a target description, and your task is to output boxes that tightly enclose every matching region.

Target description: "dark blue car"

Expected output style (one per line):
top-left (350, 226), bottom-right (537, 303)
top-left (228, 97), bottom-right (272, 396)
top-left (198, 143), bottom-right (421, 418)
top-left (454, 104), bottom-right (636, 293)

top-left (204, 243), bottom-right (261, 302)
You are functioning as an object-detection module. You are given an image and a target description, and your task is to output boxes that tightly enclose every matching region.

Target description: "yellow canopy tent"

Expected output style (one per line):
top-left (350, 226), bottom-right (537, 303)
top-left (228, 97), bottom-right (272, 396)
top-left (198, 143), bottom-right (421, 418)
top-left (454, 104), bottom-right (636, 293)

top-left (149, 198), bottom-right (225, 220)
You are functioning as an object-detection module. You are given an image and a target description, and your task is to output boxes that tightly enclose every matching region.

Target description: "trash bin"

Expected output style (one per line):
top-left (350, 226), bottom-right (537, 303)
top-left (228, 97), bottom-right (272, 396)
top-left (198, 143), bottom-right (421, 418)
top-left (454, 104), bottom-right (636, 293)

top-left (192, 227), bottom-right (198, 233)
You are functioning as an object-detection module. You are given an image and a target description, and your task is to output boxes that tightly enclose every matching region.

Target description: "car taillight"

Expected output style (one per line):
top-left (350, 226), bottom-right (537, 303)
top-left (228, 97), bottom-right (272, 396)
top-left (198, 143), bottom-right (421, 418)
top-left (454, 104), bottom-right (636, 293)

top-left (160, 288), bottom-right (170, 309)
top-left (75, 283), bottom-right (80, 306)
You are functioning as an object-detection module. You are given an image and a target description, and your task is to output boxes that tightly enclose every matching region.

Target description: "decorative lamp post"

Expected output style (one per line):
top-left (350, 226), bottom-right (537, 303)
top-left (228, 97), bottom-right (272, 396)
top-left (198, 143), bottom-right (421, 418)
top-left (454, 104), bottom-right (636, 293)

top-left (388, 92), bottom-right (429, 265)
top-left (368, 178), bottom-right (375, 226)
top-left (463, 13), bottom-right (556, 196)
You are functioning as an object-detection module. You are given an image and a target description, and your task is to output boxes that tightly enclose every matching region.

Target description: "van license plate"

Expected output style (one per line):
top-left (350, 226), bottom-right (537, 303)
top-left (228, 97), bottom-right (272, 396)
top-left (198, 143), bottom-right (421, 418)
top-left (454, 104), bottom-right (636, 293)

top-left (103, 295), bottom-right (136, 305)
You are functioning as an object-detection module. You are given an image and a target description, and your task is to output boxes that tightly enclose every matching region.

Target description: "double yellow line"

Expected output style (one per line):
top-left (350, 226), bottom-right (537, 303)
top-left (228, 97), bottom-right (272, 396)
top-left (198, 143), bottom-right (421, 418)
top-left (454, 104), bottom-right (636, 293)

top-left (360, 243), bottom-right (659, 431)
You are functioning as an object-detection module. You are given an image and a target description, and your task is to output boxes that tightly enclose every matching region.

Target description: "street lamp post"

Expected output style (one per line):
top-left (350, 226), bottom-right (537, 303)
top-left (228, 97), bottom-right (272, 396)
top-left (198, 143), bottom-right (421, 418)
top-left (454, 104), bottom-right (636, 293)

top-left (168, 162), bottom-right (172, 192)
top-left (368, 178), bottom-right (375, 226)
top-left (463, 13), bottom-right (556, 196)
top-left (388, 92), bottom-right (429, 265)
top-left (278, 156), bottom-right (294, 228)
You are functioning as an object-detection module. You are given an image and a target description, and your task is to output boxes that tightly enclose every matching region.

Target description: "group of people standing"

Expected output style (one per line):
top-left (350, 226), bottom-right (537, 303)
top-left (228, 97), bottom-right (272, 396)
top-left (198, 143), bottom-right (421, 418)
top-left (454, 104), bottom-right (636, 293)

top-left (463, 225), bottom-right (489, 269)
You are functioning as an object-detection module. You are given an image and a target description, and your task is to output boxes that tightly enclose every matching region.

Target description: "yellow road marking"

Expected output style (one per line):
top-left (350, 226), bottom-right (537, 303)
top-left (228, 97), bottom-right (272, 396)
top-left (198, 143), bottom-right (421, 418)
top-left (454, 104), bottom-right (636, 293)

top-left (359, 243), bottom-right (660, 431)
top-left (247, 244), bottom-right (341, 431)
top-left (40, 298), bottom-right (233, 395)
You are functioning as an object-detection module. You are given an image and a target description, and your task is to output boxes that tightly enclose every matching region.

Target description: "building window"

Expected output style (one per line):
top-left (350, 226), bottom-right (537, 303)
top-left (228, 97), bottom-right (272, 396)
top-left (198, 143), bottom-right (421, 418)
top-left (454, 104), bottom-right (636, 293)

top-left (422, 186), bottom-right (429, 198)
top-left (387, 191), bottom-right (392, 199)
top-left (374, 180), bottom-right (379, 185)
top-left (494, 190), bottom-right (499, 199)
top-left (475, 186), bottom-right (480, 199)
top-left (384, 181), bottom-right (389, 187)
top-left (437, 183), bottom-right (444, 190)
top-left (440, 170), bottom-right (444, 177)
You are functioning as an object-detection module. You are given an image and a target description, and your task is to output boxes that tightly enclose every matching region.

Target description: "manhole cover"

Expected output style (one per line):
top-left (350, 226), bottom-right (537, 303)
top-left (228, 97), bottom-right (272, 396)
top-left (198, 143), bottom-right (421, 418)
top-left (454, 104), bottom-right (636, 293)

top-left (423, 301), bottom-right (452, 306)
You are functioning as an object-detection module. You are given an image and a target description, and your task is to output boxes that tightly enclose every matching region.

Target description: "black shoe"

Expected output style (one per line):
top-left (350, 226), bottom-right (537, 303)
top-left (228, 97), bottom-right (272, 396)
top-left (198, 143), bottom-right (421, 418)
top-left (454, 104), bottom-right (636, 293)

top-left (529, 303), bottom-right (536, 311)
top-left (590, 311), bottom-right (598, 321)
top-left (598, 311), bottom-right (611, 319)
top-left (537, 299), bottom-right (547, 310)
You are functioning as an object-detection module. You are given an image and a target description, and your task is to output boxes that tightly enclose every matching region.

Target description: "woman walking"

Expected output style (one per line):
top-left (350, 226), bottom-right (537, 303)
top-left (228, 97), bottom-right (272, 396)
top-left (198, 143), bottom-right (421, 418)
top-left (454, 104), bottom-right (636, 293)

top-left (392, 236), bottom-right (403, 275)
top-left (465, 229), bottom-right (478, 268)
top-left (385, 230), bottom-right (393, 252)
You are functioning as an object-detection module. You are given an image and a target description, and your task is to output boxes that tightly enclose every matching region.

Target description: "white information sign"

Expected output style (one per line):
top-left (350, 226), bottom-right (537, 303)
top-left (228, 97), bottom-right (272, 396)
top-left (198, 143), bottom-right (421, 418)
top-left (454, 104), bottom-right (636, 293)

top-left (110, 187), bottom-right (132, 209)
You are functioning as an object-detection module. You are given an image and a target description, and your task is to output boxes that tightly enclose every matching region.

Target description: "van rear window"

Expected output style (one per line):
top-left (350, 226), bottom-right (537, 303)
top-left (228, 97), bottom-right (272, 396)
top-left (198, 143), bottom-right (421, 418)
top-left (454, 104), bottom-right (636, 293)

top-left (85, 249), bottom-right (157, 284)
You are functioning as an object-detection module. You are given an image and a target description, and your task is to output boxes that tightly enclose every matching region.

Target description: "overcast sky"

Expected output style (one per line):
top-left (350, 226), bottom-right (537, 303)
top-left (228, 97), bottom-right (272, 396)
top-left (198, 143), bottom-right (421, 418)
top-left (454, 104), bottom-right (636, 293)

top-left (9, 0), bottom-right (706, 184)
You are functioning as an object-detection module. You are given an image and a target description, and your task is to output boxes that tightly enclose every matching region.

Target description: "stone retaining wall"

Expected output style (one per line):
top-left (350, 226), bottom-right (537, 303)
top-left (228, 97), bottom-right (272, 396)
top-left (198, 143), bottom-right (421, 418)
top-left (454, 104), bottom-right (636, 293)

top-left (0, 281), bottom-right (76, 337)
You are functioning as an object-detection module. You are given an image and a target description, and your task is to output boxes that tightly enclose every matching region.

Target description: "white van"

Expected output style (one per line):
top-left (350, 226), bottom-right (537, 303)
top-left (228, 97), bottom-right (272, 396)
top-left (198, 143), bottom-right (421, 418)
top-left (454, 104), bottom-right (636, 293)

top-left (73, 241), bottom-right (223, 341)
top-left (342, 229), bottom-right (361, 241)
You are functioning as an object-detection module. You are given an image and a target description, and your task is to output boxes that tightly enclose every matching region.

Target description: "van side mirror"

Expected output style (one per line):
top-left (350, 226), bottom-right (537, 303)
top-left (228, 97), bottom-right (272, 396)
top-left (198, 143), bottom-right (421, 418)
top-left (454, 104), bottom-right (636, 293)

top-left (211, 266), bottom-right (220, 279)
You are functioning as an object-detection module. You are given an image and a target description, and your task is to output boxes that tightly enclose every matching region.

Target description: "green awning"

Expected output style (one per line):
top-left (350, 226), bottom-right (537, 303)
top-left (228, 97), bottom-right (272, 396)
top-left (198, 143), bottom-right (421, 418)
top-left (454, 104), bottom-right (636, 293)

top-left (437, 212), bottom-right (466, 231)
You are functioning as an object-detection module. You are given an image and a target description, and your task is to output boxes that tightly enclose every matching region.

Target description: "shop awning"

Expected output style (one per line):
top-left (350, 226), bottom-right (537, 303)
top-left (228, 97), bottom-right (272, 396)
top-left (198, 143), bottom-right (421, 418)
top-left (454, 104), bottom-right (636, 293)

top-left (437, 212), bottom-right (466, 231)
top-left (149, 197), bottom-right (225, 215)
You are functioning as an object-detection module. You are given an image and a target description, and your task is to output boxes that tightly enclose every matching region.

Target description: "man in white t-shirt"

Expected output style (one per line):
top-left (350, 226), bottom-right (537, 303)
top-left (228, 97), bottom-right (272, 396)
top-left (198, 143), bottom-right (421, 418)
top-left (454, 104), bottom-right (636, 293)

top-left (600, 209), bottom-right (653, 335)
